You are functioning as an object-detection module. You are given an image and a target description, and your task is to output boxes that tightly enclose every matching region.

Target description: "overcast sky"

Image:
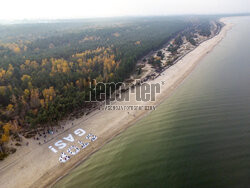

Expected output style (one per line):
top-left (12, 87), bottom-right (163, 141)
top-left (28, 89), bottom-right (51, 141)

top-left (1, 0), bottom-right (250, 20)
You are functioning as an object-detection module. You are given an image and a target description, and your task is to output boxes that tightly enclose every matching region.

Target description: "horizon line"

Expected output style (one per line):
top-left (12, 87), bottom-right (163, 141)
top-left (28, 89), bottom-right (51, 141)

top-left (0, 12), bottom-right (249, 24)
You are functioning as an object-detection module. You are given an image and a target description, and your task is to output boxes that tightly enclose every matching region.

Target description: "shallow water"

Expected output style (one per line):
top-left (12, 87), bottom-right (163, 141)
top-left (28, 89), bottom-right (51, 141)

top-left (54, 17), bottom-right (250, 188)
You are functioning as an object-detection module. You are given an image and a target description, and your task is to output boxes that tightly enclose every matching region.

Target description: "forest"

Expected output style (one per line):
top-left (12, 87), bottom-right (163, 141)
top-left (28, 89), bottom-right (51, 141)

top-left (0, 16), bottom-right (216, 158)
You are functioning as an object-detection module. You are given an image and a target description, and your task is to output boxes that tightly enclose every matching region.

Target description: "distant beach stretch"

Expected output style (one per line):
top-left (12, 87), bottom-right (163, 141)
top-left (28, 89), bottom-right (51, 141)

top-left (0, 18), bottom-right (233, 188)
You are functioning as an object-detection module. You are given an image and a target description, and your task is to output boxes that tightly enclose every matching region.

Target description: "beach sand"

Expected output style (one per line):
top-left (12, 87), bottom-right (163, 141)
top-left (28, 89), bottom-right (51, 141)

top-left (0, 18), bottom-right (233, 188)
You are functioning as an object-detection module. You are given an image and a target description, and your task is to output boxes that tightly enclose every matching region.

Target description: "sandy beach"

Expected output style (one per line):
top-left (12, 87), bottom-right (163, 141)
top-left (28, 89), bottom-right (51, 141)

top-left (0, 18), bottom-right (232, 188)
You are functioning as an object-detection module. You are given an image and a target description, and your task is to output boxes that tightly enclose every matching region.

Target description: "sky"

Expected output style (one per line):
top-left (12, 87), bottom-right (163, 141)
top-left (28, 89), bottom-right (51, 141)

top-left (0, 0), bottom-right (250, 20)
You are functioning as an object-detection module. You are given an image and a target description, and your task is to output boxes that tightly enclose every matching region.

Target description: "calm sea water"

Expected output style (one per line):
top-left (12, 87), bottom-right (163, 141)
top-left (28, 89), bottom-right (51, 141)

top-left (54, 17), bottom-right (250, 188)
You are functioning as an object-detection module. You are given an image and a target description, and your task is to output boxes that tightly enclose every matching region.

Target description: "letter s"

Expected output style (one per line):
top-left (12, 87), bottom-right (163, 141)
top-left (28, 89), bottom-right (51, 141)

top-left (55, 140), bottom-right (67, 149)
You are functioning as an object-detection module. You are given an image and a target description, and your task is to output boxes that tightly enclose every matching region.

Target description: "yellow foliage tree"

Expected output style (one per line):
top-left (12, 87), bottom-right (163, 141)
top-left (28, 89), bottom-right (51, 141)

top-left (21, 75), bottom-right (31, 82)
top-left (42, 87), bottom-right (56, 108)
top-left (6, 104), bottom-right (14, 112)
top-left (1, 123), bottom-right (11, 143)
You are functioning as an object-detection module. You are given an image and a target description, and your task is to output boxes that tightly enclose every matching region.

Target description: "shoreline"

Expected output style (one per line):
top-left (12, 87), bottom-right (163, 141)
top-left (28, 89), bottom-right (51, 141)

top-left (0, 18), bottom-right (233, 188)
